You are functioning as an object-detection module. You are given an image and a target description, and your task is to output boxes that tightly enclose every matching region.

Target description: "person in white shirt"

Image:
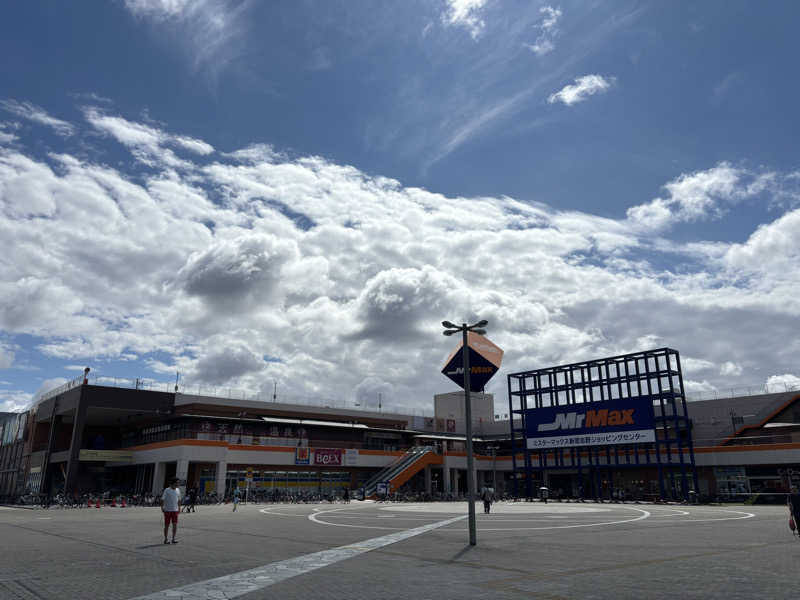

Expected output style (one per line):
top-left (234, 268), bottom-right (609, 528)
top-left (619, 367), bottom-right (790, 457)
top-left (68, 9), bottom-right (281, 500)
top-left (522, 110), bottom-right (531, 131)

top-left (161, 478), bottom-right (181, 544)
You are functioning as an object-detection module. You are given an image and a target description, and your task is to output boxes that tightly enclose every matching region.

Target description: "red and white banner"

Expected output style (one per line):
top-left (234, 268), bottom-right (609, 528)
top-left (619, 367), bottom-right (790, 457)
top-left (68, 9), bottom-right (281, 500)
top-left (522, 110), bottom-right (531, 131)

top-left (313, 448), bottom-right (342, 466)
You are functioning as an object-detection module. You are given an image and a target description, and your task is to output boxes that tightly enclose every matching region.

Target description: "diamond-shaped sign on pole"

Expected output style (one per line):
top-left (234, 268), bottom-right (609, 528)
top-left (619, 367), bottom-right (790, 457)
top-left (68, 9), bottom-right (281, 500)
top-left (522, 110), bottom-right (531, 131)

top-left (441, 331), bottom-right (504, 391)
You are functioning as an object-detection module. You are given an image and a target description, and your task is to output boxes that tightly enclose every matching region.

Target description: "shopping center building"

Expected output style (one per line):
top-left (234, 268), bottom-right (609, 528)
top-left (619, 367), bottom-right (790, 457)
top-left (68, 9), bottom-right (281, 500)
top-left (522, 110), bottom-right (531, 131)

top-left (1, 365), bottom-right (799, 503)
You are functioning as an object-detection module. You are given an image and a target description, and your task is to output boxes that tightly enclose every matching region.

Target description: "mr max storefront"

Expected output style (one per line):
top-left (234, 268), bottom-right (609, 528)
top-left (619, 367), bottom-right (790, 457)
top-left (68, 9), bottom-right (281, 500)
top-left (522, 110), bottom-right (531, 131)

top-left (508, 349), bottom-right (698, 501)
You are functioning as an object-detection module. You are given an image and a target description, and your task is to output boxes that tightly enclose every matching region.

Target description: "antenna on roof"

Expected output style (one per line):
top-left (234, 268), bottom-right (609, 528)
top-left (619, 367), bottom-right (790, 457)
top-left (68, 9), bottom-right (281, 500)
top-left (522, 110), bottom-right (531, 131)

top-left (175, 371), bottom-right (180, 393)
top-left (273, 380), bottom-right (277, 402)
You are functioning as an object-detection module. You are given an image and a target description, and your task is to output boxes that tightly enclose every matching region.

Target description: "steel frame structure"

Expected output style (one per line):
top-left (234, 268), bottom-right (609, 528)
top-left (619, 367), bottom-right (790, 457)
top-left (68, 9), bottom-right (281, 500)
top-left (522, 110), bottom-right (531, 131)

top-left (508, 348), bottom-right (699, 501)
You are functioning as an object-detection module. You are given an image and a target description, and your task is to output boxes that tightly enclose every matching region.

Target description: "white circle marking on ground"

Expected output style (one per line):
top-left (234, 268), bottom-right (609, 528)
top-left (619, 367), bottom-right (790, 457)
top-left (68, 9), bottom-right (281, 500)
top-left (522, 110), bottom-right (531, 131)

top-left (259, 507), bottom-right (309, 517)
top-left (309, 504), bottom-right (651, 532)
top-left (382, 502), bottom-right (612, 514)
top-left (439, 507), bottom-right (652, 532)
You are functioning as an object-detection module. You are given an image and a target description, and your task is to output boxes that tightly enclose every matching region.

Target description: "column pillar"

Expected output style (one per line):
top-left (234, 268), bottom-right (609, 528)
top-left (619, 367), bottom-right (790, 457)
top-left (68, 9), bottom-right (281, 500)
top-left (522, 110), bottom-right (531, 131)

top-left (443, 466), bottom-right (451, 494)
top-left (152, 462), bottom-right (166, 496)
top-left (64, 400), bottom-right (88, 495)
top-left (215, 461), bottom-right (227, 497)
top-left (424, 464), bottom-right (432, 494)
top-left (176, 459), bottom-right (189, 495)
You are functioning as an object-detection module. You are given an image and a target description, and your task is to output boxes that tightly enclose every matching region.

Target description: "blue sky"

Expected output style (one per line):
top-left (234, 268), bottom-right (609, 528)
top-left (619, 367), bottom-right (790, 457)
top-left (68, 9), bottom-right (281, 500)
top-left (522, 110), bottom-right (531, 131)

top-left (1, 0), bottom-right (799, 412)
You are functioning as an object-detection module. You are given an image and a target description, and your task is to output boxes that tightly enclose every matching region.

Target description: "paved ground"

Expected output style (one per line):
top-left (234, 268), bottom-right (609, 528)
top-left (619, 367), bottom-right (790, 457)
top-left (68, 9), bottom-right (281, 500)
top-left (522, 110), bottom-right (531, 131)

top-left (0, 500), bottom-right (797, 599)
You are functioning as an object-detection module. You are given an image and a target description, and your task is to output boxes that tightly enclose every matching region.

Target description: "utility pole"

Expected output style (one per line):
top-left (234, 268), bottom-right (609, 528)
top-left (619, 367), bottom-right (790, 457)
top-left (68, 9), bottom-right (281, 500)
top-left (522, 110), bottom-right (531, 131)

top-left (442, 319), bottom-right (488, 546)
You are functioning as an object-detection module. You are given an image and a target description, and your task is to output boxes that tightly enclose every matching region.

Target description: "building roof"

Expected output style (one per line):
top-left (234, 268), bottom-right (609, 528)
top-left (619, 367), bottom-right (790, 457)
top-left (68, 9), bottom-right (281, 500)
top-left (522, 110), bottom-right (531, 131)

top-left (681, 392), bottom-right (799, 446)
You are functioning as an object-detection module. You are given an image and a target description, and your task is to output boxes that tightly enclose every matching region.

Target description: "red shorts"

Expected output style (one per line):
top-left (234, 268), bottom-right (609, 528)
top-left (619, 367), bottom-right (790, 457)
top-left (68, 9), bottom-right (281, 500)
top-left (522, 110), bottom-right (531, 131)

top-left (163, 511), bottom-right (179, 525)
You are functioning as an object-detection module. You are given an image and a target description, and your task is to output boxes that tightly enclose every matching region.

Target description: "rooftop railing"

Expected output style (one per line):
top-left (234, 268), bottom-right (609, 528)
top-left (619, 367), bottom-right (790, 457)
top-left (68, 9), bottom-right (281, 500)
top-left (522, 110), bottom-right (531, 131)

top-left (33, 374), bottom-right (434, 418)
top-left (686, 382), bottom-right (800, 402)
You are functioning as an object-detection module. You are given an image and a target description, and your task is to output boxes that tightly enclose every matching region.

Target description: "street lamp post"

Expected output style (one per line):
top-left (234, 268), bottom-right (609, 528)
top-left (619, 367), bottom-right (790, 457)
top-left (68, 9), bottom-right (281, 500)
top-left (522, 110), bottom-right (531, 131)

top-left (442, 319), bottom-right (488, 547)
top-left (489, 445), bottom-right (499, 491)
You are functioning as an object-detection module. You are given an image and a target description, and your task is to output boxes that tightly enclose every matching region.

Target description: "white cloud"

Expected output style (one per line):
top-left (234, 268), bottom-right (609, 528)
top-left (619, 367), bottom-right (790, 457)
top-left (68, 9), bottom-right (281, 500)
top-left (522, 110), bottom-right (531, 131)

top-left (682, 357), bottom-right (715, 374)
top-left (548, 74), bottom-right (614, 106)
top-left (223, 143), bottom-right (282, 164)
top-left (719, 361), bottom-right (742, 377)
top-left (173, 135), bottom-right (215, 155)
top-left (0, 342), bottom-right (14, 368)
top-left (33, 378), bottom-right (68, 400)
top-left (0, 388), bottom-right (31, 412)
top-left (441, 0), bottom-right (487, 39)
top-left (526, 5), bottom-right (562, 56)
top-left (0, 100), bottom-right (75, 136)
top-left (626, 163), bottom-right (782, 231)
top-left (3, 106), bottom-right (800, 407)
top-left (683, 379), bottom-right (717, 394)
top-left (83, 107), bottom-right (214, 167)
top-left (766, 374), bottom-right (800, 392)
top-left (124, 0), bottom-right (192, 20)
top-left (123, 0), bottom-right (251, 82)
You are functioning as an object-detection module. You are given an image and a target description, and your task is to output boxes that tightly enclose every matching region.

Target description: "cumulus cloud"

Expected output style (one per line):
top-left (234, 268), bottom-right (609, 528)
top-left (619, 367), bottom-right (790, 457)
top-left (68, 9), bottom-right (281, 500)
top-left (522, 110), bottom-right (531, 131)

top-left (548, 75), bottom-right (614, 106)
top-left (682, 357), bottom-right (715, 374)
top-left (0, 129), bottom-right (17, 144)
top-left (3, 105), bottom-right (800, 406)
top-left (0, 99), bottom-right (75, 136)
top-left (766, 374), bottom-right (800, 391)
top-left (626, 163), bottom-right (783, 231)
top-left (441, 0), bottom-right (488, 39)
top-left (526, 5), bottom-right (562, 56)
top-left (190, 343), bottom-right (268, 384)
top-left (175, 234), bottom-right (297, 312)
top-left (83, 108), bottom-right (214, 167)
top-left (719, 361), bottom-right (742, 377)
top-left (0, 388), bottom-right (31, 412)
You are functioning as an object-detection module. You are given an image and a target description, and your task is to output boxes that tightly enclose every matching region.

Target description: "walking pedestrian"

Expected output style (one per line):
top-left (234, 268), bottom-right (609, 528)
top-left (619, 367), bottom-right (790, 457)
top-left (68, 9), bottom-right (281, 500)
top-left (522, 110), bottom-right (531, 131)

top-left (161, 478), bottom-right (181, 544)
top-left (788, 486), bottom-right (800, 539)
top-left (188, 487), bottom-right (197, 513)
top-left (480, 487), bottom-right (493, 514)
top-left (232, 486), bottom-right (241, 512)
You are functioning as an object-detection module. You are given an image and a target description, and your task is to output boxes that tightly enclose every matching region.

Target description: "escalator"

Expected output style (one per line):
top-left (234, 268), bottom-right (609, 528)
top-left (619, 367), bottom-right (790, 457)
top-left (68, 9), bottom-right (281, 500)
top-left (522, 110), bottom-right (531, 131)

top-left (360, 446), bottom-right (438, 498)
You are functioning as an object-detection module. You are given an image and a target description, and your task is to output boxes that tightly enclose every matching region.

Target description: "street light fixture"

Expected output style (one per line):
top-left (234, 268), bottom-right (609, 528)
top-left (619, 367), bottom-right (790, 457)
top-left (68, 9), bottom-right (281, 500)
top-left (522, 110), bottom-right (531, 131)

top-left (441, 319), bottom-right (487, 546)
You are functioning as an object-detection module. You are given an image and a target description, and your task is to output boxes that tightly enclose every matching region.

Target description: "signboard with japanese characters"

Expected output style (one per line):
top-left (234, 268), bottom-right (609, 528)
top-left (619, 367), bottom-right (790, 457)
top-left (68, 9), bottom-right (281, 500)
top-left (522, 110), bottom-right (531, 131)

top-left (344, 448), bottom-right (359, 466)
top-left (295, 447), bottom-right (310, 465)
top-left (313, 448), bottom-right (343, 466)
top-left (524, 396), bottom-right (656, 449)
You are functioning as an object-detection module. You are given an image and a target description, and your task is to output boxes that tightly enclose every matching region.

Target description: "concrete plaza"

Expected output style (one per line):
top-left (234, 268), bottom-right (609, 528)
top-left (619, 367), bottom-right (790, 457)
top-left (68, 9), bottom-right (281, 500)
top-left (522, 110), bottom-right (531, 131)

top-left (0, 500), bottom-right (796, 599)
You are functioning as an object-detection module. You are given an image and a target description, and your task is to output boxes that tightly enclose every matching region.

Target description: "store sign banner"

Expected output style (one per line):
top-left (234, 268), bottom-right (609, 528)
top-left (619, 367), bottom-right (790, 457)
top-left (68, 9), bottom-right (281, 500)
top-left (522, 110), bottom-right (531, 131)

top-left (295, 447), bottom-right (310, 465)
top-left (525, 396), bottom-right (656, 449)
top-left (441, 332), bottom-right (504, 392)
top-left (344, 448), bottom-right (359, 466)
top-left (314, 448), bottom-right (343, 466)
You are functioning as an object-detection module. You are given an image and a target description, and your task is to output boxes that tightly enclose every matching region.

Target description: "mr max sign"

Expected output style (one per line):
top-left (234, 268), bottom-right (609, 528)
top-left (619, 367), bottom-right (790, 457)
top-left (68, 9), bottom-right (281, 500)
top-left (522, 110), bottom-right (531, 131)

top-left (441, 331), bottom-right (504, 391)
top-left (524, 396), bottom-right (656, 449)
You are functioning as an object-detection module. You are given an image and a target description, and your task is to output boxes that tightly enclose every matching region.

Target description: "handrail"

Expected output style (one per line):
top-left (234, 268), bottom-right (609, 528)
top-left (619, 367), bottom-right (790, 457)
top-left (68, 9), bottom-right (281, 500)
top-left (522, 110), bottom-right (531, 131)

top-left (362, 446), bottom-right (433, 497)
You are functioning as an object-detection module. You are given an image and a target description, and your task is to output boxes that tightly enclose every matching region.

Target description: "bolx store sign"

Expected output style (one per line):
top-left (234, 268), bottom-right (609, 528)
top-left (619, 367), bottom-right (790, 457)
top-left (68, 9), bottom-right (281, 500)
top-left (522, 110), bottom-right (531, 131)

top-left (441, 331), bottom-right (504, 391)
top-left (524, 396), bottom-right (656, 449)
top-left (313, 448), bottom-right (343, 466)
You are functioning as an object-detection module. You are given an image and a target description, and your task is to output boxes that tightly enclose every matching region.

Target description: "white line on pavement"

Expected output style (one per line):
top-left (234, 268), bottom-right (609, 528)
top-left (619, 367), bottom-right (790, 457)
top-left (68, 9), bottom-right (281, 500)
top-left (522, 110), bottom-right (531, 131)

top-left (128, 513), bottom-right (467, 600)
